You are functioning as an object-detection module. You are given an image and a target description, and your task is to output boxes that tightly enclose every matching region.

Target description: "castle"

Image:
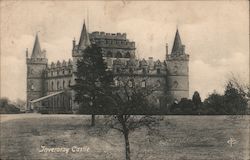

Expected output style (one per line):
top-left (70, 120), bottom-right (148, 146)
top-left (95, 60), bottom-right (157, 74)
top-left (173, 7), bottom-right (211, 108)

top-left (26, 21), bottom-right (189, 113)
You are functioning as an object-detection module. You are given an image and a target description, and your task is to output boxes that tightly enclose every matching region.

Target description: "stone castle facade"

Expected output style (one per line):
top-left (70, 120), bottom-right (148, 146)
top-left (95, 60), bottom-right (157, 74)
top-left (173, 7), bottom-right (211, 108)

top-left (26, 22), bottom-right (189, 113)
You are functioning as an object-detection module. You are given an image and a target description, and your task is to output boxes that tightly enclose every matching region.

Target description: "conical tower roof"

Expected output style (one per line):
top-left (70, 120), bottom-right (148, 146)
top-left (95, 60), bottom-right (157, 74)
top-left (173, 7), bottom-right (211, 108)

top-left (31, 34), bottom-right (42, 58)
top-left (78, 21), bottom-right (91, 50)
top-left (171, 29), bottom-right (183, 55)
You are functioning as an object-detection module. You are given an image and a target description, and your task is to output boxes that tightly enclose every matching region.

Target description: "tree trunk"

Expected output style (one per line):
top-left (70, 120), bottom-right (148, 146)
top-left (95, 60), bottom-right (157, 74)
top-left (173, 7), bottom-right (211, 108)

top-left (91, 114), bottom-right (95, 126)
top-left (124, 131), bottom-right (130, 160)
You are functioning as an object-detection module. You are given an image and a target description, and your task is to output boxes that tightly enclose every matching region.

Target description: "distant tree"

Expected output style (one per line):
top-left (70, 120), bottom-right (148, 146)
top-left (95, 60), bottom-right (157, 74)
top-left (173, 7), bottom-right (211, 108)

top-left (203, 92), bottom-right (225, 114)
top-left (171, 98), bottom-right (195, 114)
top-left (192, 91), bottom-right (202, 110)
top-left (72, 44), bottom-right (113, 126)
top-left (224, 81), bottom-right (247, 115)
top-left (0, 98), bottom-right (20, 114)
top-left (203, 75), bottom-right (248, 115)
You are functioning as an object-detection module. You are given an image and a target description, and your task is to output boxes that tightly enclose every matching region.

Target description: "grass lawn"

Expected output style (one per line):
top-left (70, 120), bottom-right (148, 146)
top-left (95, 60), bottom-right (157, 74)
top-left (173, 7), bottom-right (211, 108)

top-left (0, 114), bottom-right (249, 160)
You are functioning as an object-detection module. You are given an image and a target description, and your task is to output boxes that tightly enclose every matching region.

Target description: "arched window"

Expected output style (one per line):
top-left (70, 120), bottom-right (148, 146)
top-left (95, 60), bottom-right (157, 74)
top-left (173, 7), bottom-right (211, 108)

top-left (116, 51), bottom-right (122, 58)
top-left (125, 52), bottom-right (130, 58)
top-left (107, 51), bottom-right (113, 57)
top-left (173, 81), bottom-right (178, 88)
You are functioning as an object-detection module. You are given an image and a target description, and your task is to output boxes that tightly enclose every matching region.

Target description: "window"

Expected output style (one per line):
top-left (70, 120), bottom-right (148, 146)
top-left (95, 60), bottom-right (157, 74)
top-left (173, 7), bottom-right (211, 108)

top-left (114, 79), bottom-right (119, 86)
top-left (125, 52), bottom-right (130, 58)
top-left (116, 51), bottom-right (122, 58)
top-left (129, 68), bottom-right (133, 74)
top-left (57, 70), bottom-right (59, 75)
top-left (142, 68), bottom-right (147, 74)
top-left (128, 80), bottom-right (133, 88)
top-left (31, 83), bottom-right (34, 90)
top-left (157, 68), bottom-right (161, 74)
top-left (156, 80), bottom-right (161, 87)
top-left (116, 68), bottom-right (120, 73)
top-left (51, 81), bottom-right (54, 91)
top-left (68, 80), bottom-right (71, 87)
top-left (63, 80), bottom-right (65, 89)
top-left (173, 81), bottom-right (178, 88)
top-left (57, 81), bottom-right (60, 89)
top-left (62, 69), bottom-right (65, 75)
top-left (69, 70), bottom-right (72, 74)
top-left (51, 71), bottom-right (53, 76)
top-left (141, 80), bottom-right (146, 88)
top-left (107, 51), bottom-right (112, 57)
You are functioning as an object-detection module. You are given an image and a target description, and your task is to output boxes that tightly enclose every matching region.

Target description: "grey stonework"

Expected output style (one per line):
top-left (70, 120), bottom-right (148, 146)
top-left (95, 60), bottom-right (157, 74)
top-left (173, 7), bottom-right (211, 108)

top-left (26, 22), bottom-right (189, 113)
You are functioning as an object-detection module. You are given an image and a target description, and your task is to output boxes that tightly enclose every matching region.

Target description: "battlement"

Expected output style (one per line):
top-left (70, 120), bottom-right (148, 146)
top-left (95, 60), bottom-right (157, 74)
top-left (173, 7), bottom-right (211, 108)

top-left (166, 54), bottom-right (189, 61)
top-left (89, 32), bottom-right (135, 49)
top-left (108, 57), bottom-right (167, 76)
top-left (47, 59), bottom-right (73, 70)
top-left (45, 59), bottom-right (73, 78)
top-left (90, 31), bottom-right (127, 40)
top-left (26, 58), bottom-right (48, 64)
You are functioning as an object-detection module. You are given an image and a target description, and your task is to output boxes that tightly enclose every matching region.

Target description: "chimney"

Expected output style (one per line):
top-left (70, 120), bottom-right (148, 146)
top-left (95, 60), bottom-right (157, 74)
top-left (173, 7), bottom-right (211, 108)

top-left (73, 38), bottom-right (76, 49)
top-left (26, 48), bottom-right (28, 58)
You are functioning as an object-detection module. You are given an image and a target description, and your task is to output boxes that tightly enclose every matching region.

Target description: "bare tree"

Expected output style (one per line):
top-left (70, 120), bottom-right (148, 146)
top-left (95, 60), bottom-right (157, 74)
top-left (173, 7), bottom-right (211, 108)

top-left (103, 73), bottom-right (162, 160)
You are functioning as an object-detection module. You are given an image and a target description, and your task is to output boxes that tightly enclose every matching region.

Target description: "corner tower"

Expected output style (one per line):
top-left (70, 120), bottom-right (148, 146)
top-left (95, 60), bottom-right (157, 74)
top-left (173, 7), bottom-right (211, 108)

top-left (26, 34), bottom-right (48, 110)
top-left (166, 29), bottom-right (189, 101)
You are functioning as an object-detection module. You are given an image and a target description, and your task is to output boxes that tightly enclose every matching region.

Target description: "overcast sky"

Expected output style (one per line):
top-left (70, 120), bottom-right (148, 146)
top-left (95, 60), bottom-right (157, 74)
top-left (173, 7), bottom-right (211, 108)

top-left (0, 1), bottom-right (249, 101)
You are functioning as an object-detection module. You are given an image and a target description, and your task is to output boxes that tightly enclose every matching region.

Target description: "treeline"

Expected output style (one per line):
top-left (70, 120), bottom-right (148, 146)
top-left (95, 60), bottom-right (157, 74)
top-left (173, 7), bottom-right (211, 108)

top-left (169, 79), bottom-right (249, 115)
top-left (0, 98), bottom-right (24, 114)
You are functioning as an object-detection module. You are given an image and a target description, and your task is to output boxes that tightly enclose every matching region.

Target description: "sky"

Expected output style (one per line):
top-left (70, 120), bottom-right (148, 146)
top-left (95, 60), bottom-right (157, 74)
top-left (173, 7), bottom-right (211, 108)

top-left (0, 1), bottom-right (249, 101)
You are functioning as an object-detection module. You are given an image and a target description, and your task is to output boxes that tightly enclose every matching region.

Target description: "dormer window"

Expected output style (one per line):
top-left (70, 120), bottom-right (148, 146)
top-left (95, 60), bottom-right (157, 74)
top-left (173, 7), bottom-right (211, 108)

top-left (116, 52), bottom-right (122, 58)
top-left (125, 52), bottom-right (130, 58)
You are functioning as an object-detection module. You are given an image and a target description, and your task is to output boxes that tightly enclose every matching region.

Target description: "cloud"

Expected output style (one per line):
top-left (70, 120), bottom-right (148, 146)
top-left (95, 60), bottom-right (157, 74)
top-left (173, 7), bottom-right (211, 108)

top-left (190, 52), bottom-right (248, 100)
